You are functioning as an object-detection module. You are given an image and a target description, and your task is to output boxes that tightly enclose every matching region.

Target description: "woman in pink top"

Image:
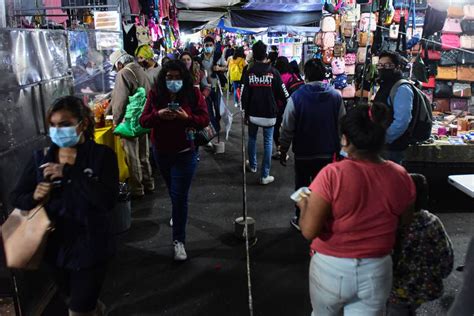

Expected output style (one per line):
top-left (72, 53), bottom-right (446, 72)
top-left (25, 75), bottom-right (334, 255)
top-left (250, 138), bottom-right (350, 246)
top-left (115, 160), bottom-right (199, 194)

top-left (298, 103), bottom-right (416, 316)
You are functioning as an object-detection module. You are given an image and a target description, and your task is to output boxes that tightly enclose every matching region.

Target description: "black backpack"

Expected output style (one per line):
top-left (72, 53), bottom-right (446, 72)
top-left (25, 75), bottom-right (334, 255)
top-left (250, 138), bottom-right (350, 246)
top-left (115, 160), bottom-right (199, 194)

top-left (286, 75), bottom-right (305, 96)
top-left (389, 79), bottom-right (433, 144)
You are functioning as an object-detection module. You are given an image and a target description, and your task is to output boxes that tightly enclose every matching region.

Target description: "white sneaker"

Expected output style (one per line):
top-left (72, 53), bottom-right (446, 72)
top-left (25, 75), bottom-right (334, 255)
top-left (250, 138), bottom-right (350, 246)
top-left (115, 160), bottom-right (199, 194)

top-left (246, 160), bottom-right (257, 173)
top-left (173, 241), bottom-right (187, 261)
top-left (260, 176), bottom-right (275, 185)
top-left (169, 218), bottom-right (173, 227)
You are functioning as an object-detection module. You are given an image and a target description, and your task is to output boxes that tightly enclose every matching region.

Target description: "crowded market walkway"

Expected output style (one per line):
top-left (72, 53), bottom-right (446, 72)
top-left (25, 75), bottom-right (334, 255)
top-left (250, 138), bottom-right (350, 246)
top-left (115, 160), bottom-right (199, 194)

top-left (82, 103), bottom-right (470, 316)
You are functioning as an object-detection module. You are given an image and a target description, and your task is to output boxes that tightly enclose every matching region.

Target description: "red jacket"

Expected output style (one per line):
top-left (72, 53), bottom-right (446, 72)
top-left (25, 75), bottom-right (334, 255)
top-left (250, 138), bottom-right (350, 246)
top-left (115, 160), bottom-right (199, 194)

top-left (139, 87), bottom-right (209, 153)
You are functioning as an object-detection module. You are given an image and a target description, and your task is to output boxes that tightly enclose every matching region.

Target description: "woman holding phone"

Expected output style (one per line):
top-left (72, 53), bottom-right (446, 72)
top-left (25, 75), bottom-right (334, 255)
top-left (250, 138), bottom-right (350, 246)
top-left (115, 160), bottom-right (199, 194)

top-left (139, 60), bottom-right (209, 261)
top-left (11, 96), bottom-right (119, 316)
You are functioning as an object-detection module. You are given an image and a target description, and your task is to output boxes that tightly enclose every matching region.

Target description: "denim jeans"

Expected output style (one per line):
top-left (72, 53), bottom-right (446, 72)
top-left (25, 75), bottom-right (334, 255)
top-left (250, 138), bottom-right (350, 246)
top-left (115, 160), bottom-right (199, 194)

top-left (232, 82), bottom-right (241, 105)
top-left (153, 148), bottom-right (198, 243)
top-left (247, 123), bottom-right (274, 179)
top-left (309, 252), bottom-right (393, 316)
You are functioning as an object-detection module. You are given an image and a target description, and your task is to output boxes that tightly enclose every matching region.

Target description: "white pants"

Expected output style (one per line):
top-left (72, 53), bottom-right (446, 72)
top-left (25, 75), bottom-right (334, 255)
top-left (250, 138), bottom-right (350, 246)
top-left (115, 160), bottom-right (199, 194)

top-left (309, 252), bottom-right (392, 316)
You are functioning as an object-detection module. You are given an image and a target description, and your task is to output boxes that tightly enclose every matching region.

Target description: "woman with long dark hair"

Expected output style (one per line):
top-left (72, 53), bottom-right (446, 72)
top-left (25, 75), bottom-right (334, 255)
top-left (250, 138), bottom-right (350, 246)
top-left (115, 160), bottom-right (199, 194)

top-left (139, 60), bottom-right (209, 261)
top-left (298, 103), bottom-right (416, 315)
top-left (11, 96), bottom-right (119, 316)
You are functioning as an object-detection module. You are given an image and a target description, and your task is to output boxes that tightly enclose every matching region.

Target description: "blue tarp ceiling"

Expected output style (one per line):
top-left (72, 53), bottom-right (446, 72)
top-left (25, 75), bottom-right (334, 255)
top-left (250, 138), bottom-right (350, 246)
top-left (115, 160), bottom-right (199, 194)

top-left (243, 0), bottom-right (323, 12)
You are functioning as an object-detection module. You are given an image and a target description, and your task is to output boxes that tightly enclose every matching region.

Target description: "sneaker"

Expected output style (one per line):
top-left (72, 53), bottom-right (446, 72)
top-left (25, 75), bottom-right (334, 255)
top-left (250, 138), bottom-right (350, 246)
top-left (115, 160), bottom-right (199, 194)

top-left (272, 151), bottom-right (281, 160)
top-left (260, 175), bottom-right (275, 185)
top-left (246, 160), bottom-right (257, 173)
top-left (173, 241), bottom-right (187, 261)
top-left (290, 216), bottom-right (301, 231)
top-left (169, 218), bottom-right (173, 227)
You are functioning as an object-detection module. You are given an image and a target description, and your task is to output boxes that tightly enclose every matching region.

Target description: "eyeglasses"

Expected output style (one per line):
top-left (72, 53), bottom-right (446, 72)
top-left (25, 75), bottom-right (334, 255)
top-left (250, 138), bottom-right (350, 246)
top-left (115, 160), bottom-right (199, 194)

top-left (204, 44), bottom-right (214, 48)
top-left (376, 63), bottom-right (396, 70)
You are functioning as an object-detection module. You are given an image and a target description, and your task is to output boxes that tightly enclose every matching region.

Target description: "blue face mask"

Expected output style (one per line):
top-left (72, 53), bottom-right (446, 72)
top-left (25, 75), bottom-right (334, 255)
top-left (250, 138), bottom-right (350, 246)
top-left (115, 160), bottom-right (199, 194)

top-left (49, 124), bottom-right (82, 148)
top-left (204, 46), bottom-right (214, 54)
top-left (166, 80), bottom-right (183, 93)
top-left (339, 149), bottom-right (349, 159)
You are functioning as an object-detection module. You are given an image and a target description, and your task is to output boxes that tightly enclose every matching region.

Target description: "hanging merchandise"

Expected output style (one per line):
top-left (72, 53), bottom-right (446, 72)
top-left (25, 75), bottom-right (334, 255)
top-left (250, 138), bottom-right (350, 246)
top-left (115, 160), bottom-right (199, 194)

top-left (426, 33), bottom-right (442, 51)
top-left (436, 66), bottom-right (458, 80)
top-left (323, 49), bottom-right (334, 64)
top-left (382, 0), bottom-right (395, 25)
top-left (457, 66), bottom-right (474, 82)
top-left (359, 13), bottom-right (377, 32)
top-left (414, 0), bottom-right (427, 10)
top-left (422, 76), bottom-right (436, 89)
top-left (441, 34), bottom-right (461, 50)
top-left (137, 24), bottom-right (152, 46)
top-left (359, 32), bottom-right (374, 46)
top-left (334, 39), bottom-right (346, 57)
top-left (457, 51), bottom-right (474, 65)
top-left (346, 32), bottom-right (359, 53)
top-left (453, 83), bottom-right (472, 98)
top-left (160, 0), bottom-right (170, 19)
top-left (442, 18), bottom-right (463, 34)
top-left (394, 0), bottom-right (409, 9)
top-left (461, 20), bottom-right (474, 34)
top-left (346, 63), bottom-right (356, 75)
top-left (390, 24), bottom-right (399, 39)
top-left (342, 84), bottom-right (356, 98)
top-left (460, 35), bottom-right (474, 50)
top-left (344, 53), bottom-right (357, 65)
top-left (447, 5), bottom-right (465, 19)
top-left (346, 4), bottom-right (361, 22)
top-left (465, 5), bottom-right (474, 20)
top-left (439, 51), bottom-right (459, 67)
top-left (334, 74), bottom-right (349, 89)
top-left (123, 23), bottom-right (139, 56)
top-left (321, 15), bottom-right (337, 32)
top-left (332, 57), bottom-right (346, 75)
top-left (422, 6), bottom-right (448, 38)
top-left (394, 9), bottom-right (408, 23)
top-left (450, 98), bottom-right (469, 111)
top-left (356, 0), bottom-right (372, 4)
top-left (412, 54), bottom-right (428, 82)
top-left (357, 47), bottom-right (367, 64)
top-left (434, 81), bottom-right (453, 98)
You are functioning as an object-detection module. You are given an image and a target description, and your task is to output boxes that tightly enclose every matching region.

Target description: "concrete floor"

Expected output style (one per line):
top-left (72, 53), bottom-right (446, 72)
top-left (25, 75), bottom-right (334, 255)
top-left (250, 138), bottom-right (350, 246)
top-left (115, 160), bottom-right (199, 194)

top-left (98, 105), bottom-right (473, 316)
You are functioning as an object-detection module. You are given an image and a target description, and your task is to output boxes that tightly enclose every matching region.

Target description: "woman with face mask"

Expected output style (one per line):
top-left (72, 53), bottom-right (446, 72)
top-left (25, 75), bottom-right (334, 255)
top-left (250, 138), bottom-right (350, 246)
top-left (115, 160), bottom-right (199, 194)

top-left (10, 96), bottom-right (119, 316)
top-left (180, 52), bottom-right (211, 98)
top-left (139, 60), bottom-right (209, 261)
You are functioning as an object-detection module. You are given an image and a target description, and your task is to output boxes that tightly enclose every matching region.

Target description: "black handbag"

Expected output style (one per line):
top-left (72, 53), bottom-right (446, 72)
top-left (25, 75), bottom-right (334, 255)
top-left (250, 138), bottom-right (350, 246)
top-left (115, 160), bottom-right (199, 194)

top-left (461, 20), bottom-right (474, 35)
top-left (439, 50), bottom-right (459, 66)
top-left (422, 7), bottom-right (448, 38)
top-left (434, 81), bottom-right (453, 98)
top-left (425, 33), bottom-right (442, 51)
top-left (346, 33), bottom-right (359, 53)
top-left (457, 51), bottom-right (474, 65)
top-left (426, 61), bottom-right (438, 76)
top-left (412, 55), bottom-right (428, 82)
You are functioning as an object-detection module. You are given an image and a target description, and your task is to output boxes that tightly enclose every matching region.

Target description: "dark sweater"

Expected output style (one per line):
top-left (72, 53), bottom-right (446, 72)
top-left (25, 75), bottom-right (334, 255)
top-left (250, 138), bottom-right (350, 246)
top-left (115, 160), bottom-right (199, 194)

top-left (139, 87), bottom-right (210, 153)
top-left (10, 140), bottom-right (119, 269)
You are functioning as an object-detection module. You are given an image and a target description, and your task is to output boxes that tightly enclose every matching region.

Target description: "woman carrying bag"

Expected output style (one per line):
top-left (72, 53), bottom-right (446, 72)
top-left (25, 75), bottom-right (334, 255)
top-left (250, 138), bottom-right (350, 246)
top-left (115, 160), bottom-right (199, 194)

top-left (139, 60), bottom-right (209, 261)
top-left (10, 96), bottom-right (119, 316)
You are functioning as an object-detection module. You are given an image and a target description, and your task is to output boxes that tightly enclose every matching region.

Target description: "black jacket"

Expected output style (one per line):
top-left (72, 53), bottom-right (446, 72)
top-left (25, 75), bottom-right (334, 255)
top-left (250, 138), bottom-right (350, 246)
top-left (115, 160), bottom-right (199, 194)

top-left (10, 140), bottom-right (119, 269)
top-left (241, 62), bottom-right (289, 124)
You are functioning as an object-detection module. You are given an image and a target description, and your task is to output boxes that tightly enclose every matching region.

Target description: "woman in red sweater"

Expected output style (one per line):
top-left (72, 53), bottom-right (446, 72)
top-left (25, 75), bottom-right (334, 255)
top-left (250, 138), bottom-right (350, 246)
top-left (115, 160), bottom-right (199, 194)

top-left (298, 103), bottom-right (416, 315)
top-left (139, 60), bottom-right (209, 261)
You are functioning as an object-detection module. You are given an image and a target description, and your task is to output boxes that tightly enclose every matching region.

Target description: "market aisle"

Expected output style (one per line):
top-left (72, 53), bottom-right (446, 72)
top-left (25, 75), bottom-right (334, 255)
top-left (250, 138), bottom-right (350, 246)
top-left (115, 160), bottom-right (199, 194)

top-left (99, 100), bottom-right (473, 316)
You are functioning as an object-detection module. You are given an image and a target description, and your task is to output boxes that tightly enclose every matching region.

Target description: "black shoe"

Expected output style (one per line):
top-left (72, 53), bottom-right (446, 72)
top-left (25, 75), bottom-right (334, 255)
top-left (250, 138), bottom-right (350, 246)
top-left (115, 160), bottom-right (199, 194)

top-left (145, 188), bottom-right (155, 195)
top-left (272, 152), bottom-right (281, 160)
top-left (290, 216), bottom-right (301, 231)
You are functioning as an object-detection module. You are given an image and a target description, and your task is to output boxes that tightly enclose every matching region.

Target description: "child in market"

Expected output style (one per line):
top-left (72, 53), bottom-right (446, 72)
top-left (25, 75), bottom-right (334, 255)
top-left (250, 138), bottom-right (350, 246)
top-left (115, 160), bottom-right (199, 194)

top-left (387, 173), bottom-right (454, 316)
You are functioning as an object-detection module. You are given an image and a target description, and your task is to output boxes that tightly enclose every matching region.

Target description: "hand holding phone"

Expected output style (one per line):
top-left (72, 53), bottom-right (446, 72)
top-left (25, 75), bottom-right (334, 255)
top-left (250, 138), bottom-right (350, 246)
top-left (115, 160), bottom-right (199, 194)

top-left (168, 101), bottom-right (180, 111)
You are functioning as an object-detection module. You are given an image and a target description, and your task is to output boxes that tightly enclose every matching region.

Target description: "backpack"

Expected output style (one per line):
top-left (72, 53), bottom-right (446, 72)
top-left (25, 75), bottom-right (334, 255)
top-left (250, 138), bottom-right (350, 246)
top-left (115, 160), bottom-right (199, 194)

top-left (286, 75), bottom-right (304, 96)
top-left (389, 80), bottom-right (433, 144)
top-left (229, 57), bottom-right (244, 82)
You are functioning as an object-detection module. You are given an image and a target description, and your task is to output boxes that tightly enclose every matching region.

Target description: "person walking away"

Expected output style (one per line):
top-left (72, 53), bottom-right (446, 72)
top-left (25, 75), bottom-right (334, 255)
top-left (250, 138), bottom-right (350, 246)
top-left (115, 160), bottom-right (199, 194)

top-left (374, 51), bottom-right (414, 164)
top-left (11, 96), bottom-right (119, 316)
top-left (298, 103), bottom-right (416, 315)
top-left (109, 49), bottom-right (154, 198)
top-left (139, 61), bottom-right (209, 261)
top-left (268, 45), bottom-right (279, 67)
top-left (227, 47), bottom-right (246, 106)
top-left (272, 56), bottom-right (305, 160)
top-left (279, 58), bottom-right (345, 231)
top-left (135, 44), bottom-right (161, 86)
top-left (387, 173), bottom-right (454, 316)
top-left (241, 40), bottom-right (289, 185)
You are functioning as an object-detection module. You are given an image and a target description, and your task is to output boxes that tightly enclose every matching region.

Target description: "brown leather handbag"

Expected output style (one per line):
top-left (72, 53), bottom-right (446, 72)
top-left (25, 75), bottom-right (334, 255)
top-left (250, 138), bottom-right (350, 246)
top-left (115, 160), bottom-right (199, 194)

top-left (1, 204), bottom-right (54, 269)
top-left (433, 98), bottom-right (450, 112)
top-left (358, 32), bottom-right (374, 47)
top-left (436, 66), bottom-right (457, 80)
top-left (447, 5), bottom-right (464, 18)
top-left (457, 66), bottom-right (474, 82)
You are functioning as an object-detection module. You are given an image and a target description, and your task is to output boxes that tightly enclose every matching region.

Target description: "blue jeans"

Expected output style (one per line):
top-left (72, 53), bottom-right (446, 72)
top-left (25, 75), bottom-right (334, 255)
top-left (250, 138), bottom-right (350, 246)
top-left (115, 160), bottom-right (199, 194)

top-left (309, 252), bottom-right (393, 316)
top-left (247, 123), bottom-right (274, 179)
top-left (153, 148), bottom-right (198, 243)
top-left (233, 82), bottom-right (241, 105)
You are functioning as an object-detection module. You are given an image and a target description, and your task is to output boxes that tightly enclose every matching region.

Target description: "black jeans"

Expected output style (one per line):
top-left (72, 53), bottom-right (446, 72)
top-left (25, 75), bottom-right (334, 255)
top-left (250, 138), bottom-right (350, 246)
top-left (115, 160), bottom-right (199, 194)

top-left (273, 105), bottom-right (286, 148)
top-left (52, 263), bottom-right (108, 313)
top-left (294, 158), bottom-right (333, 219)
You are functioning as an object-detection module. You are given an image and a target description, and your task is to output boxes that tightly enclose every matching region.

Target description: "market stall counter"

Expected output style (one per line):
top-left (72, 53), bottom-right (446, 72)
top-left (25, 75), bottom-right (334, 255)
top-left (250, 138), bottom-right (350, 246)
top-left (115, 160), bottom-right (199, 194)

top-left (94, 126), bottom-right (129, 182)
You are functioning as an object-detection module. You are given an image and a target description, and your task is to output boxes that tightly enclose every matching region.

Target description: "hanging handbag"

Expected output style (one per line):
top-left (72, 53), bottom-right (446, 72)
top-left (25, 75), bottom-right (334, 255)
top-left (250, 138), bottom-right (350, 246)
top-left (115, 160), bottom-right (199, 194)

top-left (342, 84), bottom-right (356, 98)
top-left (359, 13), bottom-right (377, 32)
top-left (389, 24), bottom-right (399, 39)
top-left (422, 76), bottom-right (436, 89)
top-left (344, 53), bottom-right (357, 65)
top-left (460, 35), bottom-right (474, 50)
top-left (442, 18), bottom-right (463, 34)
top-left (345, 64), bottom-right (356, 75)
top-left (346, 5), bottom-right (361, 22)
top-left (195, 124), bottom-right (217, 146)
top-left (426, 33), bottom-right (442, 51)
top-left (464, 5), bottom-right (474, 20)
top-left (357, 47), bottom-right (368, 64)
top-left (322, 32), bottom-right (337, 49)
top-left (433, 98), bottom-right (450, 112)
top-left (461, 20), bottom-right (474, 34)
top-left (331, 57), bottom-right (346, 75)
top-left (439, 50), bottom-right (459, 66)
top-left (346, 32), bottom-right (358, 53)
top-left (393, 9), bottom-right (408, 23)
top-left (450, 98), bottom-right (469, 112)
top-left (457, 51), bottom-right (474, 65)
top-left (434, 81), bottom-right (453, 97)
top-left (334, 74), bottom-right (349, 89)
top-left (343, 21), bottom-right (356, 37)
top-left (1, 204), bottom-right (54, 269)
top-left (414, 0), bottom-right (427, 10)
top-left (321, 16), bottom-right (337, 32)
top-left (453, 83), bottom-right (472, 98)
top-left (412, 54), bottom-right (428, 82)
top-left (427, 50), bottom-right (441, 61)
top-left (441, 34), bottom-right (461, 50)
top-left (358, 32), bottom-right (374, 47)
top-left (457, 66), bottom-right (474, 82)
top-left (423, 6), bottom-right (448, 38)
top-left (323, 49), bottom-right (334, 64)
top-left (447, 6), bottom-right (464, 18)
top-left (408, 12), bottom-right (425, 27)
top-left (436, 66), bottom-right (457, 80)
top-left (426, 62), bottom-right (438, 76)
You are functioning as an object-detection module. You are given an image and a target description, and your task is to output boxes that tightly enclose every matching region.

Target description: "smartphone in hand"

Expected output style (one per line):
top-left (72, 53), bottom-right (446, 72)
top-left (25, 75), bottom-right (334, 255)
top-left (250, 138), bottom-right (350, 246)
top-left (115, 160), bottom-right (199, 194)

top-left (168, 101), bottom-right (180, 111)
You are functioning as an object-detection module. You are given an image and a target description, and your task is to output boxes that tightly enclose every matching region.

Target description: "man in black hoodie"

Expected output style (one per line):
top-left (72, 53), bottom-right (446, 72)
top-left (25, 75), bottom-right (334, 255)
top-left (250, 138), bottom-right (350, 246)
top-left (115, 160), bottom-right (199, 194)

top-left (241, 41), bottom-right (289, 185)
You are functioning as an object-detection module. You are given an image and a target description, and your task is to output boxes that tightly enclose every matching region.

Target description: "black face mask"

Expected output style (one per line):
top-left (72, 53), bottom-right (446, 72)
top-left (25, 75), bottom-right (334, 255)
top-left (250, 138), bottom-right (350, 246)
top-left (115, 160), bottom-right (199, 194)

top-left (378, 69), bottom-right (396, 82)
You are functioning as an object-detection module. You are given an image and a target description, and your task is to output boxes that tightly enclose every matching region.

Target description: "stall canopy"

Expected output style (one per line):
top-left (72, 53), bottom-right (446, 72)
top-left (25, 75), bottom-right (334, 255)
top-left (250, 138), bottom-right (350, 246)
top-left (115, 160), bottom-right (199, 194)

top-left (176, 0), bottom-right (241, 9)
top-left (265, 26), bottom-right (320, 36)
top-left (197, 15), bottom-right (267, 34)
top-left (243, 0), bottom-right (323, 12)
top-left (230, 9), bottom-right (322, 28)
top-left (178, 10), bottom-right (225, 22)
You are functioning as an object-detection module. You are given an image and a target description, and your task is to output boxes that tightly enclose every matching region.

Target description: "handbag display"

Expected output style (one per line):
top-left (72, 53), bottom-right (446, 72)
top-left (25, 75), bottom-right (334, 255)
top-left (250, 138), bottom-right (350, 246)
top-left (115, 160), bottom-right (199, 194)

top-left (1, 204), bottom-right (53, 269)
top-left (408, 12), bottom-right (425, 27)
top-left (433, 98), bottom-right (450, 112)
top-left (426, 33), bottom-right (442, 51)
top-left (389, 24), bottom-right (399, 39)
top-left (434, 81), bottom-right (453, 98)
top-left (426, 50), bottom-right (441, 61)
top-left (439, 50), bottom-right (459, 66)
top-left (436, 66), bottom-right (457, 80)
top-left (357, 47), bottom-right (368, 64)
top-left (343, 21), bottom-right (356, 37)
top-left (441, 34), bottom-right (461, 50)
top-left (453, 83), bottom-right (472, 98)
top-left (422, 76), bottom-right (436, 89)
top-left (331, 57), bottom-right (346, 75)
top-left (345, 64), bottom-right (356, 75)
top-left (450, 98), bottom-right (469, 112)
top-left (358, 32), bottom-right (374, 47)
top-left (460, 35), bottom-right (474, 50)
top-left (423, 6), bottom-right (448, 38)
top-left (334, 74), bottom-right (349, 89)
top-left (465, 5), bottom-right (474, 20)
top-left (334, 41), bottom-right (346, 57)
top-left (461, 20), bottom-right (474, 34)
top-left (457, 51), bottom-right (474, 65)
top-left (393, 9), bottom-right (408, 23)
top-left (442, 18), bottom-right (463, 34)
top-left (346, 5), bottom-right (361, 22)
top-left (344, 53), bottom-right (357, 65)
top-left (457, 66), bottom-right (474, 82)
top-left (359, 13), bottom-right (377, 32)
top-left (447, 6), bottom-right (464, 18)
top-left (321, 16), bottom-right (337, 32)
top-left (426, 62), bottom-right (438, 76)
top-left (323, 32), bottom-right (337, 48)
top-left (323, 49), bottom-right (334, 64)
